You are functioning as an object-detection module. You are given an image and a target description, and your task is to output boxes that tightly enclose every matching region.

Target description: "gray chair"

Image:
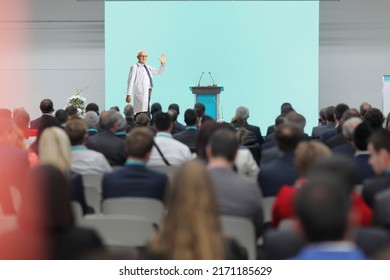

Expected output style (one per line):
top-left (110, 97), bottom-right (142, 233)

top-left (262, 196), bottom-right (276, 224)
top-left (102, 197), bottom-right (165, 227)
top-left (79, 215), bottom-right (156, 247)
top-left (82, 174), bottom-right (103, 192)
top-left (84, 186), bottom-right (102, 214)
top-left (220, 216), bottom-right (256, 260)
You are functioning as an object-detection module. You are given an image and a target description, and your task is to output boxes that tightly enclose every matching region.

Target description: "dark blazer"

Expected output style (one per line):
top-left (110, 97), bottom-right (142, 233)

top-left (69, 172), bottom-right (89, 215)
top-left (102, 165), bottom-right (168, 201)
top-left (173, 128), bottom-right (198, 153)
top-left (258, 152), bottom-right (298, 197)
top-left (353, 154), bottom-right (375, 184)
top-left (362, 174), bottom-right (390, 208)
top-left (331, 142), bottom-right (355, 158)
top-left (320, 127), bottom-right (338, 143)
top-left (313, 122), bottom-right (336, 139)
top-left (245, 123), bottom-right (264, 145)
top-left (30, 114), bottom-right (57, 129)
top-left (86, 130), bottom-right (126, 166)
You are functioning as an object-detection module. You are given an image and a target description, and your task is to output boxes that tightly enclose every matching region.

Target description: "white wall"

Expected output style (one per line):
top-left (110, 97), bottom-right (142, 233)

top-left (319, 0), bottom-right (390, 114)
top-left (2, 0), bottom-right (390, 122)
top-left (0, 0), bottom-right (104, 120)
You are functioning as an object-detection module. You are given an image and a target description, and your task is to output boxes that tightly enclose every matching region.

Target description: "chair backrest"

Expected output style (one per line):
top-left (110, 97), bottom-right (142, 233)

top-left (262, 196), bottom-right (276, 223)
top-left (71, 201), bottom-right (83, 224)
top-left (79, 215), bottom-right (156, 247)
top-left (220, 216), bottom-right (256, 260)
top-left (82, 174), bottom-right (103, 192)
top-left (0, 215), bottom-right (18, 236)
top-left (102, 197), bottom-right (165, 227)
top-left (84, 186), bottom-right (102, 214)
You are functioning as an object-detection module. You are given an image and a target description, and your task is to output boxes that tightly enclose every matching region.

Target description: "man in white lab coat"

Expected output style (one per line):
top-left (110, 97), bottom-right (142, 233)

top-left (126, 50), bottom-right (166, 116)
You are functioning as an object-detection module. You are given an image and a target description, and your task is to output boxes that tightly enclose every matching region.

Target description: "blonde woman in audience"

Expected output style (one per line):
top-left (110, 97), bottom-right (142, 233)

top-left (39, 127), bottom-right (89, 214)
top-left (148, 160), bottom-right (244, 260)
top-left (272, 141), bottom-right (332, 228)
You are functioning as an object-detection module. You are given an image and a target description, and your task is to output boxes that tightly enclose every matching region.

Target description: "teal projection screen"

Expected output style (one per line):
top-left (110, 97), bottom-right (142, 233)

top-left (105, 1), bottom-right (319, 132)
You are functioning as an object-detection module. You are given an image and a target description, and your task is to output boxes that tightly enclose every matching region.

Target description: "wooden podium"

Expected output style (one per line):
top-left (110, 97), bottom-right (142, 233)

top-left (190, 86), bottom-right (224, 120)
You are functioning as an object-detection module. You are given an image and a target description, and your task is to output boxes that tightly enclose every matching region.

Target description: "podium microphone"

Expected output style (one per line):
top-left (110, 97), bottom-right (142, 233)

top-left (209, 72), bottom-right (216, 86)
top-left (198, 72), bottom-right (204, 87)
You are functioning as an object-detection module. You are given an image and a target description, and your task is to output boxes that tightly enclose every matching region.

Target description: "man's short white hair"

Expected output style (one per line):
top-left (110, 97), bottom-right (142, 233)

top-left (235, 106), bottom-right (249, 120)
top-left (137, 50), bottom-right (147, 56)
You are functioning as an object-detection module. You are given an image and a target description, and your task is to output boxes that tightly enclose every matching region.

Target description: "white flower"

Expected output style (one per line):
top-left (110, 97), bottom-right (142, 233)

top-left (66, 87), bottom-right (88, 116)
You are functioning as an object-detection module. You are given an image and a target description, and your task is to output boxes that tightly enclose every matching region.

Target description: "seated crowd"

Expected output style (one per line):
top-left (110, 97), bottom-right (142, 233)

top-left (2, 99), bottom-right (390, 260)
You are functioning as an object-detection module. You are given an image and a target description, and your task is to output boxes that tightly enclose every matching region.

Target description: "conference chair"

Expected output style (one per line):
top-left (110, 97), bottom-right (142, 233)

top-left (220, 215), bottom-right (256, 260)
top-left (262, 196), bottom-right (276, 224)
top-left (102, 197), bottom-right (165, 227)
top-left (82, 174), bottom-right (103, 192)
top-left (79, 215), bottom-right (156, 247)
top-left (84, 186), bottom-right (102, 214)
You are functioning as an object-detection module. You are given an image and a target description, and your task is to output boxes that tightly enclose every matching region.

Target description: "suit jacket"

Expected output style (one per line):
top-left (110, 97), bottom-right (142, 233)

top-left (320, 126), bottom-right (338, 142)
top-left (245, 123), bottom-right (264, 145)
top-left (173, 128), bottom-right (198, 153)
top-left (312, 122), bottom-right (336, 139)
top-left (30, 114), bottom-right (57, 129)
top-left (331, 142), bottom-right (355, 157)
top-left (258, 152), bottom-right (298, 197)
top-left (208, 167), bottom-right (263, 235)
top-left (353, 153), bottom-right (375, 184)
top-left (362, 174), bottom-right (390, 208)
top-left (102, 164), bottom-right (168, 201)
top-left (86, 130), bottom-right (126, 166)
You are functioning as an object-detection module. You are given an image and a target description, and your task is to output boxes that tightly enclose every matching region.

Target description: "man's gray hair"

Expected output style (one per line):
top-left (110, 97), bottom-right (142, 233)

top-left (235, 106), bottom-right (249, 120)
top-left (83, 111), bottom-right (99, 127)
top-left (123, 104), bottom-right (134, 118)
top-left (342, 117), bottom-right (362, 140)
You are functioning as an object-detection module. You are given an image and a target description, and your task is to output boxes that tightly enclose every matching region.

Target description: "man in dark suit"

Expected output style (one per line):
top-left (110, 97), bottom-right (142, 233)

top-left (86, 110), bottom-right (126, 166)
top-left (258, 123), bottom-right (303, 197)
top-left (235, 106), bottom-right (264, 145)
top-left (173, 109), bottom-right (198, 153)
top-left (30, 98), bottom-right (56, 129)
top-left (362, 129), bottom-right (390, 208)
top-left (311, 106), bottom-right (336, 139)
top-left (102, 127), bottom-right (168, 201)
top-left (320, 103), bottom-right (349, 143)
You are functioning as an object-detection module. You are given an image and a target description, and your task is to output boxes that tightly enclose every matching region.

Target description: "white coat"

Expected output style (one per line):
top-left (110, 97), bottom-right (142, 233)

top-left (126, 62), bottom-right (165, 114)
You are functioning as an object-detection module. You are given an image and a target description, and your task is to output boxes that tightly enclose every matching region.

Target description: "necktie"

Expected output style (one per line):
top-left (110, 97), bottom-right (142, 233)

top-left (144, 65), bottom-right (153, 88)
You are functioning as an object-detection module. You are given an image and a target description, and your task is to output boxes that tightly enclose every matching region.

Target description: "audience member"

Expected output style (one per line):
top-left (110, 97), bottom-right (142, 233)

top-left (292, 176), bottom-right (366, 260)
top-left (362, 129), bottom-right (390, 208)
top-left (206, 128), bottom-right (263, 235)
top-left (83, 111), bottom-right (99, 136)
top-left (65, 119), bottom-right (111, 175)
top-left (351, 122), bottom-right (375, 183)
top-left (320, 103), bottom-right (349, 142)
top-left (39, 127), bottom-right (89, 214)
top-left (0, 165), bottom-right (103, 259)
top-left (150, 102), bottom-right (162, 126)
top-left (258, 123), bottom-right (303, 196)
top-left (147, 112), bottom-right (192, 167)
top-left (0, 116), bottom-right (30, 214)
top-left (363, 108), bottom-right (384, 130)
top-left (30, 98), bottom-right (56, 129)
top-left (168, 103), bottom-right (185, 133)
top-left (148, 160), bottom-right (245, 260)
top-left (123, 104), bottom-right (135, 132)
top-left (359, 102), bottom-right (372, 118)
top-left (55, 109), bottom-right (69, 128)
top-left (307, 156), bottom-right (372, 226)
top-left (86, 110), bottom-right (126, 166)
top-left (235, 106), bottom-right (264, 145)
top-left (173, 108), bottom-right (199, 153)
top-left (102, 127), bottom-right (168, 201)
top-left (272, 141), bottom-right (331, 228)
top-left (85, 102), bottom-right (99, 115)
